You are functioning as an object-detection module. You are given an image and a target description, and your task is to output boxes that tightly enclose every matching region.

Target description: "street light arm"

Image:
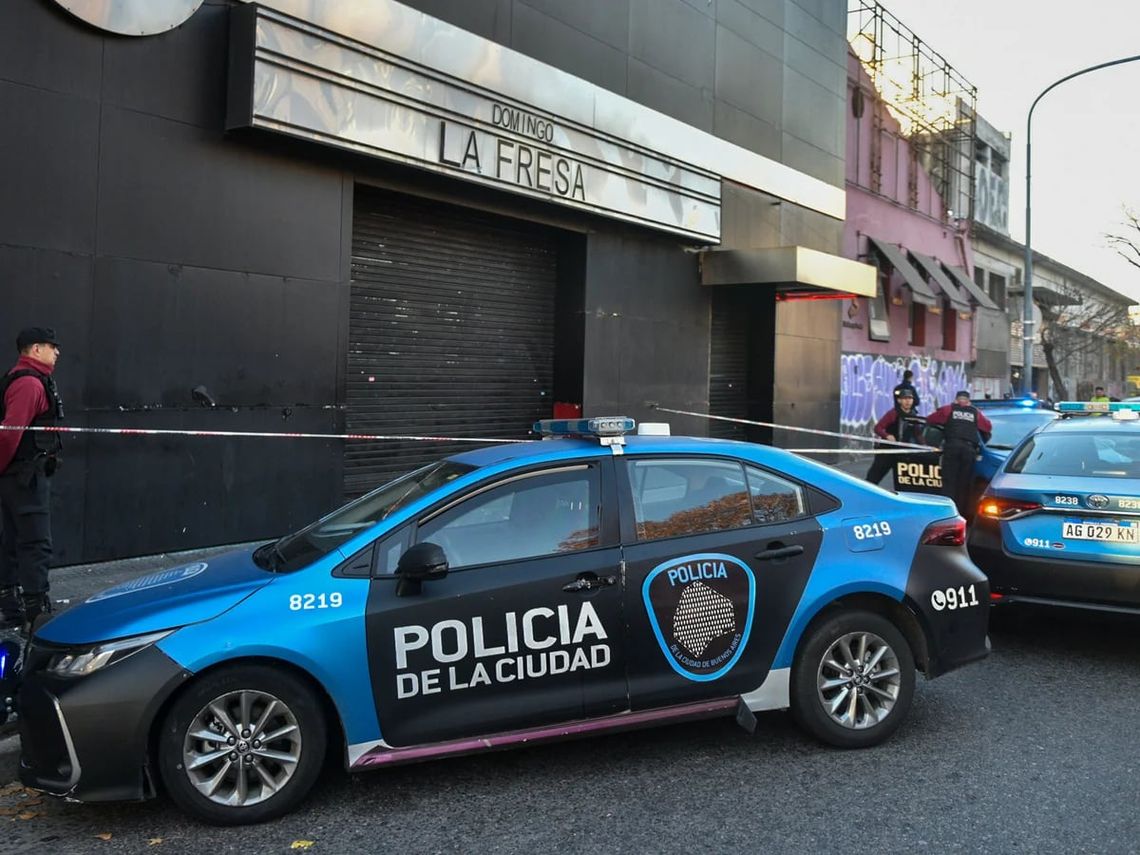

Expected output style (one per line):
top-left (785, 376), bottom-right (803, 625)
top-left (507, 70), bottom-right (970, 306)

top-left (1021, 53), bottom-right (1140, 396)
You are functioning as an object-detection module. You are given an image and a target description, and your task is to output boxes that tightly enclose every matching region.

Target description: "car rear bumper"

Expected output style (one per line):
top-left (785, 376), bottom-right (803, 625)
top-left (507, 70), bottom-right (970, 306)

top-left (18, 643), bottom-right (190, 802)
top-left (905, 543), bottom-right (991, 678)
top-left (969, 518), bottom-right (1140, 609)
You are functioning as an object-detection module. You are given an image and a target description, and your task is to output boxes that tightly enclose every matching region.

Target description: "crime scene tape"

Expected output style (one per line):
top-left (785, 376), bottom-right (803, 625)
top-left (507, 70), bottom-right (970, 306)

top-left (649, 405), bottom-right (932, 454)
top-left (0, 425), bottom-right (526, 443)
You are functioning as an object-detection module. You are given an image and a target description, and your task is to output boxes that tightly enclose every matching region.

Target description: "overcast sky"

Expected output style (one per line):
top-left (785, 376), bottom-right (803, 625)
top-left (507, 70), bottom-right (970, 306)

top-left (869, 0), bottom-right (1140, 302)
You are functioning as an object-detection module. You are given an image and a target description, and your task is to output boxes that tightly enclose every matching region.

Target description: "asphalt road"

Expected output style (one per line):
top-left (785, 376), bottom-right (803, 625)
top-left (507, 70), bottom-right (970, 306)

top-left (1, 544), bottom-right (1138, 853)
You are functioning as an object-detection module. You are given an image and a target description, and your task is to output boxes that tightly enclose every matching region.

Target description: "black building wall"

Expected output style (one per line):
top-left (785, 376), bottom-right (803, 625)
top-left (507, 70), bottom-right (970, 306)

top-left (1, 0), bottom-right (847, 563)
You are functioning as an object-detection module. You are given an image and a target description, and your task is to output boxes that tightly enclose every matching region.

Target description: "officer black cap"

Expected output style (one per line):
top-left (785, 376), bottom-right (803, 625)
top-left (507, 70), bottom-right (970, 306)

top-left (16, 327), bottom-right (59, 351)
top-left (954, 389), bottom-right (970, 400)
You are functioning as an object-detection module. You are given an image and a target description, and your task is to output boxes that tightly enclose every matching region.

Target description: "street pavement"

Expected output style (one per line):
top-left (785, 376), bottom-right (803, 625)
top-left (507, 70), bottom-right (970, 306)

top-left (1, 479), bottom-right (1137, 853)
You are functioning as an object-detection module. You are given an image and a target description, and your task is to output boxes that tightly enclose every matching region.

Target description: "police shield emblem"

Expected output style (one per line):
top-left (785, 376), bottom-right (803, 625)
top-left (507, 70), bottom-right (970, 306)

top-left (642, 553), bottom-right (755, 682)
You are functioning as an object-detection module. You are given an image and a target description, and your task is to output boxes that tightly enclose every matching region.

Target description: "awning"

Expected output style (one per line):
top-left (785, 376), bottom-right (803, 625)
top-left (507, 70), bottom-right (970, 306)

top-left (908, 251), bottom-right (972, 312)
top-left (700, 246), bottom-right (876, 298)
top-left (1008, 285), bottom-right (1080, 308)
top-left (865, 238), bottom-right (938, 306)
top-left (941, 263), bottom-right (1000, 310)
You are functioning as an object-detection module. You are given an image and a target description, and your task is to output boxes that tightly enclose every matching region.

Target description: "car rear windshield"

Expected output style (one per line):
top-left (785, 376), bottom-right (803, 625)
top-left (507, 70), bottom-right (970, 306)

top-left (265, 460), bottom-right (476, 570)
top-left (1005, 431), bottom-right (1140, 478)
top-left (986, 412), bottom-right (1057, 449)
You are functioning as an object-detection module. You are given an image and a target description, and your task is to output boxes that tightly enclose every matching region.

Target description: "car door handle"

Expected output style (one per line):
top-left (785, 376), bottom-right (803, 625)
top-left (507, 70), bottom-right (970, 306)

top-left (562, 574), bottom-right (617, 593)
top-left (755, 544), bottom-right (804, 561)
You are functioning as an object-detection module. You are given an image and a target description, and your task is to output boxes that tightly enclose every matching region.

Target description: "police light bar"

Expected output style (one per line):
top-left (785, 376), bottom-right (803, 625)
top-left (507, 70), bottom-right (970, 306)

top-left (1056, 401), bottom-right (1140, 420)
top-left (533, 417), bottom-right (636, 438)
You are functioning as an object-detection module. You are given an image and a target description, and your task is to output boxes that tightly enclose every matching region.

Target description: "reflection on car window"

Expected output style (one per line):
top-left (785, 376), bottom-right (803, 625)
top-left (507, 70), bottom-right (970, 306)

top-left (418, 466), bottom-right (600, 569)
top-left (1006, 432), bottom-right (1140, 478)
top-left (745, 466), bottom-right (805, 523)
top-left (629, 459), bottom-right (753, 541)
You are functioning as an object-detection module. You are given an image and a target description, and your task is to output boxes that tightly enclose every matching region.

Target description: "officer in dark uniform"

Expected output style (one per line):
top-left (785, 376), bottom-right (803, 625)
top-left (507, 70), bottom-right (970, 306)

top-left (925, 389), bottom-right (992, 517)
top-left (865, 389), bottom-right (924, 486)
top-left (0, 327), bottom-right (64, 631)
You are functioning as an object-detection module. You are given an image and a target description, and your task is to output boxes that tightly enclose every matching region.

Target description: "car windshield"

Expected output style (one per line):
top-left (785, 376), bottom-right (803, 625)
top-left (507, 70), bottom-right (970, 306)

top-left (1005, 431), bottom-right (1140, 478)
top-left (985, 412), bottom-right (1058, 449)
top-left (256, 460), bottom-right (476, 571)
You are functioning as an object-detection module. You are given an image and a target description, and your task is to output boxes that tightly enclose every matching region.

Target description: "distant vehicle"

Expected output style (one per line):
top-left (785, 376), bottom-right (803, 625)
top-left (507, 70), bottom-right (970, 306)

top-left (971, 402), bottom-right (1140, 613)
top-left (17, 417), bottom-right (989, 825)
top-left (893, 405), bottom-right (1059, 514)
top-left (973, 397), bottom-right (1054, 411)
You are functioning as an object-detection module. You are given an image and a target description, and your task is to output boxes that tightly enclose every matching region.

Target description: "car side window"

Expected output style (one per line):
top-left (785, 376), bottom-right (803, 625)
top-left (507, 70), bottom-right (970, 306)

top-left (744, 465), bottom-right (806, 524)
top-left (628, 458), bottom-right (753, 541)
top-left (416, 465), bottom-right (600, 570)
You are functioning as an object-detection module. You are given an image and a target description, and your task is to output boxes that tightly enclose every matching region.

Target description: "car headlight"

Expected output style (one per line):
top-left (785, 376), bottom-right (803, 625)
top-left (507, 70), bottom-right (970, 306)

top-left (46, 630), bottom-right (173, 677)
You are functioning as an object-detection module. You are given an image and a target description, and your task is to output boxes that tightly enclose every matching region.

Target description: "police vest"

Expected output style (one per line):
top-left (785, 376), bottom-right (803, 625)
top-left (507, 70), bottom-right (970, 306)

top-left (0, 368), bottom-right (64, 463)
top-left (942, 404), bottom-right (980, 445)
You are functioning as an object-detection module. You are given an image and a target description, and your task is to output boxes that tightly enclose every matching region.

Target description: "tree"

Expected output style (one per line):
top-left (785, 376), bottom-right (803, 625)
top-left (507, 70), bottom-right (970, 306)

top-left (1029, 280), bottom-right (1134, 401)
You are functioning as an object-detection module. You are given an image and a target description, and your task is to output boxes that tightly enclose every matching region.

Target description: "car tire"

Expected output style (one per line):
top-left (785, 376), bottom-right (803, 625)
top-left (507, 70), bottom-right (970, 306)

top-left (790, 609), bottom-right (915, 749)
top-left (157, 664), bottom-right (327, 825)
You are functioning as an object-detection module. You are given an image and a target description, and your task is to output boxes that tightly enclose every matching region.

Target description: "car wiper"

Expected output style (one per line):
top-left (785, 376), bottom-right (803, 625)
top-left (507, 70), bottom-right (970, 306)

top-left (987, 444), bottom-right (1014, 450)
top-left (253, 539), bottom-right (288, 572)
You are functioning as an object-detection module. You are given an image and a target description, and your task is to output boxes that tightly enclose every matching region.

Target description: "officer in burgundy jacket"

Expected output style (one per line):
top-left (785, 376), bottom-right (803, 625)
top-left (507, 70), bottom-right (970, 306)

top-left (925, 389), bottom-right (992, 517)
top-left (0, 327), bottom-right (64, 631)
top-left (865, 389), bottom-right (924, 486)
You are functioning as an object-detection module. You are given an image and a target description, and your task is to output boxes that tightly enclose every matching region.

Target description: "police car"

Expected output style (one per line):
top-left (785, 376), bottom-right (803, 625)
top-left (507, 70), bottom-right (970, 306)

top-left (970, 402), bottom-right (1140, 610)
top-left (17, 418), bottom-right (989, 825)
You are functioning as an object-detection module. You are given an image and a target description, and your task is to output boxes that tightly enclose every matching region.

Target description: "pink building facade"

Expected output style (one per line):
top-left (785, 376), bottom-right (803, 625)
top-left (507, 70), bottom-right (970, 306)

top-left (840, 51), bottom-right (994, 438)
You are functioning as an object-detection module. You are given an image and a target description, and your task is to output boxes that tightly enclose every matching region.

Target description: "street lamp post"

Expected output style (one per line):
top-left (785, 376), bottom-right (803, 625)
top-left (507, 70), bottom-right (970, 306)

top-left (1022, 54), bottom-right (1140, 396)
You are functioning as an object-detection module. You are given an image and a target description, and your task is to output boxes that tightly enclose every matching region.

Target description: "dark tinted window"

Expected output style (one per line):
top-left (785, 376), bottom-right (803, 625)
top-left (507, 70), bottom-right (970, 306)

top-left (418, 465), bottom-right (600, 569)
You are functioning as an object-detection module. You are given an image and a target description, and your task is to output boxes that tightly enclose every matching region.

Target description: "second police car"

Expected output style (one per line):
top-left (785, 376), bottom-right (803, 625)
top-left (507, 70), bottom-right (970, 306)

top-left (16, 418), bottom-right (990, 824)
top-left (970, 401), bottom-right (1140, 611)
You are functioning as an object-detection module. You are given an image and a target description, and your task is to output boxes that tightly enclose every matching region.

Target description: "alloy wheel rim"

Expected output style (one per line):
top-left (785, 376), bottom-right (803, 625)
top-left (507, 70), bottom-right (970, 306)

top-left (182, 689), bottom-right (302, 807)
top-left (816, 631), bottom-right (901, 730)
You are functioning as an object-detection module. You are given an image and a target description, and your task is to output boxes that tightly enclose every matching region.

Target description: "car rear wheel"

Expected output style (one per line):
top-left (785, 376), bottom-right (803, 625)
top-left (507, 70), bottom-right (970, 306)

top-left (157, 664), bottom-right (327, 825)
top-left (790, 610), bottom-right (915, 749)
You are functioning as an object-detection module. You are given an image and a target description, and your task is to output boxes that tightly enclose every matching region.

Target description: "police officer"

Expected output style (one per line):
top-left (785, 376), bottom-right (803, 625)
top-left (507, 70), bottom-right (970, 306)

top-left (926, 389), bottom-right (991, 517)
top-left (893, 369), bottom-right (921, 411)
top-left (0, 327), bottom-right (64, 631)
top-left (865, 389), bottom-right (924, 486)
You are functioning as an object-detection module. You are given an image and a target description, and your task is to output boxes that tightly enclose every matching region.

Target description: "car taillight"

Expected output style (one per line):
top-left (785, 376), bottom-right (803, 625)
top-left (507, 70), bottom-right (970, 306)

top-left (978, 497), bottom-right (1042, 520)
top-left (921, 518), bottom-right (966, 546)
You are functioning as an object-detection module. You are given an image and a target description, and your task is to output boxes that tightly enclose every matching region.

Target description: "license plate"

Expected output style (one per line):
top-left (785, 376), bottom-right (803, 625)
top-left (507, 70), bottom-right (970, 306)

top-left (1062, 521), bottom-right (1138, 543)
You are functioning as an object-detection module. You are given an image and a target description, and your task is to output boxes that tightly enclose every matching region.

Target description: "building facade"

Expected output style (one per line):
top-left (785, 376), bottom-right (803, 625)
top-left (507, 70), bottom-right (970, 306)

top-left (840, 6), bottom-right (995, 440)
top-left (3, 0), bottom-right (867, 562)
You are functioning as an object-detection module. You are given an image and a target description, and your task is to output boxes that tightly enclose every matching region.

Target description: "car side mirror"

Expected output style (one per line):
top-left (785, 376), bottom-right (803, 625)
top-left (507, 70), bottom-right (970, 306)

top-left (395, 542), bottom-right (448, 597)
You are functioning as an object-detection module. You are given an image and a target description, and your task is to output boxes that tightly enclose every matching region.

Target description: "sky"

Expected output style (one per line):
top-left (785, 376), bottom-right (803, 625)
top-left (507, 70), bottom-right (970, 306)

top-left (870, 0), bottom-right (1140, 302)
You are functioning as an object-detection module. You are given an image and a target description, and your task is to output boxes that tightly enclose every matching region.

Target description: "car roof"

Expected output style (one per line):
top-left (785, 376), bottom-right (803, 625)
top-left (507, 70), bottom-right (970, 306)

top-left (449, 434), bottom-right (817, 472)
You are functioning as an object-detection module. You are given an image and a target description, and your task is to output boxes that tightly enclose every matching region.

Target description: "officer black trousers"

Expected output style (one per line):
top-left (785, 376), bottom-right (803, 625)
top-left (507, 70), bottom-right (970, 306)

top-left (940, 441), bottom-right (976, 517)
top-left (865, 453), bottom-right (895, 486)
top-left (0, 471), bottom-right (52, 597)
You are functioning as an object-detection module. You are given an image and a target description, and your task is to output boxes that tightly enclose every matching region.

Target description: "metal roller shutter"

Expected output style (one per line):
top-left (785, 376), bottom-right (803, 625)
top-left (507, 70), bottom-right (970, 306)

top-left (346, 187), bottom-right (558, 495)
top-left (709, 290), bottom-right (750, 441)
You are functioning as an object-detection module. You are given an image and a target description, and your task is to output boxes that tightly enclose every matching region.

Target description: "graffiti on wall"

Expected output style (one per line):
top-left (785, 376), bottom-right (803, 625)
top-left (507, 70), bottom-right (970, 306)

top-left (974, 166), bottom-right (1009, 234)
top-left (841, 352), bottom-right (970, 436)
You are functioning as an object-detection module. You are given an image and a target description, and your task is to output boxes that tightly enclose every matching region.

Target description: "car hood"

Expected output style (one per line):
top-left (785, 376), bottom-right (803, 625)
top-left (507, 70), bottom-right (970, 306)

top-left (35, 547), bottom-right (275, 645)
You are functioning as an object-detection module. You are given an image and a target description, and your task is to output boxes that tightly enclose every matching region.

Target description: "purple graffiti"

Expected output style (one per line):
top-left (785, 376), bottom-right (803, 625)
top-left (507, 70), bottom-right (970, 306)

top-left (840, 353), bottom-right (970, 437)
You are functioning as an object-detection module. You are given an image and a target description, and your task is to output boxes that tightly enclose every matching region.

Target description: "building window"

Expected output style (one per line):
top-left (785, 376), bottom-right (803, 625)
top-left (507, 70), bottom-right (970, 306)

top-left (989, 273), bottom-right (1007, 311)
top-left (910, 302), bottom-right (926, 346)
top-left (942, 299), bottom-right (957, 351)
top-left (973, 266), bottom-right (986, 290)
top-left (868, 269), bottom-right (891, 341)
top-left (990, 151), bottom-right (1008, 179)
top-left (974, 142), bottom-right (989, 166)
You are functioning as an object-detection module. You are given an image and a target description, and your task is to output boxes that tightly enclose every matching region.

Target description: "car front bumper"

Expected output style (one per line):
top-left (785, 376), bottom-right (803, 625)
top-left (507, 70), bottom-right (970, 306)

top-left (18, 642), bottom-right (190, 802)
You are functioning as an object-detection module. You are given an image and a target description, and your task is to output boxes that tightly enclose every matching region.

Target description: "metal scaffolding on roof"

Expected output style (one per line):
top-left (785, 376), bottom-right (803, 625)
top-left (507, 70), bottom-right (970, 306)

top-left (847, 0), bottom-right (978, 225)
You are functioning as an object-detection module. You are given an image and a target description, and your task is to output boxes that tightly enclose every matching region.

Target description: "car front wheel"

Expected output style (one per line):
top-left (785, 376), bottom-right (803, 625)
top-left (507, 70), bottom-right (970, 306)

top-left (790, 610), bottom-right (915, 749)
top-left (157, 664), bottom-right (327, 825)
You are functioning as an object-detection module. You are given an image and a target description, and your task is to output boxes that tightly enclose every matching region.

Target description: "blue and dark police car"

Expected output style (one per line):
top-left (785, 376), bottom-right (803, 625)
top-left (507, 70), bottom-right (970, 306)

top-left (16, 418), bottom-right (989, 824)
top-left (971, 401), bottom-right (1140, 611)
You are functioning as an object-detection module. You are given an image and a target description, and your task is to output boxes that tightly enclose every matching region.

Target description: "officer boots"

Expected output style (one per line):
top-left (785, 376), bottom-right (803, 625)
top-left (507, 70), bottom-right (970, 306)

top-left (21, 591), bottom-right (52, 634)
top-left (0, 586), bottom-right (21, 630)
